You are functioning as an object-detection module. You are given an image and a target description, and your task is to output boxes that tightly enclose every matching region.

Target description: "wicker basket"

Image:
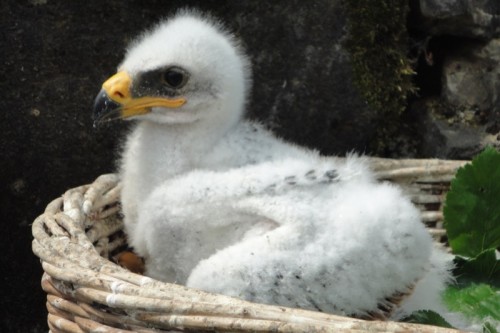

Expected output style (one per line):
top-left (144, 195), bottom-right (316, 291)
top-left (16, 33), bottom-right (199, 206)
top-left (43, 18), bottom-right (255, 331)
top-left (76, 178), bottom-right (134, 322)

top-left (32, 157), bottom-right (468, 333)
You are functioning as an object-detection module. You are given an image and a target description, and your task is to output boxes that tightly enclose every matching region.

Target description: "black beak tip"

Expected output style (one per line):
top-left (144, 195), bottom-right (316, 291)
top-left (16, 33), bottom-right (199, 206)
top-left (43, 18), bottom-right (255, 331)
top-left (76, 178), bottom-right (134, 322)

top-left (92, 89), bottom-right (122, 127)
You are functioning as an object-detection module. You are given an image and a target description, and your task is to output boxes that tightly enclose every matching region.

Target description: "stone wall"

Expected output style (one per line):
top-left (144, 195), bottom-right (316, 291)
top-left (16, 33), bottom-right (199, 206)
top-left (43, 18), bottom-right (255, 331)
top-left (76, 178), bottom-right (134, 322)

top-left (1, 1), bottom-right (498, 331)
top-left (409, 0), bottom-right (500, 157)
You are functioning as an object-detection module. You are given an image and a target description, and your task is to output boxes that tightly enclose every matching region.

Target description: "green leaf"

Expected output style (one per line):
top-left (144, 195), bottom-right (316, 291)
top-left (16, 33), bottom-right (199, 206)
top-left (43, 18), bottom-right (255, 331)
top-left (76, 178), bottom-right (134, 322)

top-left (453, 249), bottom-right (500, 288)
top-left (443, 283), bottom-right (500, 321)
top-left (443, 147), bottom-right (500, 257)
top-left (402, 310), bottom-right (454, 328)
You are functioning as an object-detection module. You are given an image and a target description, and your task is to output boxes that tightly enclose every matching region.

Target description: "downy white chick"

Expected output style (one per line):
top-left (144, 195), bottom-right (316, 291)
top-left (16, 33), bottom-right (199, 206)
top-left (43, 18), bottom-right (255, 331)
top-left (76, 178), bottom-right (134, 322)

top-left (93, 11), bottom-right (452, 319)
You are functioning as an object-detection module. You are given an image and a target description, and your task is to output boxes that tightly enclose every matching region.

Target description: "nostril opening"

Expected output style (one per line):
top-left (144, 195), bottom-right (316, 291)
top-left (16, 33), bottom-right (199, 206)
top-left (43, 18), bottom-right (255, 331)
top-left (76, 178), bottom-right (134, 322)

top-left (114, 91), bottom-right (124, 98)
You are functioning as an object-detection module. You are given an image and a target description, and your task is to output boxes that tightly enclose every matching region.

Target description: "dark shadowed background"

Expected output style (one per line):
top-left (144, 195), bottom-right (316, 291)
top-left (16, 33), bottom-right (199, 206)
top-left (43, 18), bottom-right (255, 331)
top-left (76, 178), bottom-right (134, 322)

top-left (1, 0), bottom-right (498, 331)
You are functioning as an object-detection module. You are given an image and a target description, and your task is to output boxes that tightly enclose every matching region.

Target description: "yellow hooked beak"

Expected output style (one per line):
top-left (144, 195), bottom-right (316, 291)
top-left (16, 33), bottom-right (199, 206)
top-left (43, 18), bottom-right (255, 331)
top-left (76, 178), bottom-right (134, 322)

top-left (92, 71), bottom-right (186, 125)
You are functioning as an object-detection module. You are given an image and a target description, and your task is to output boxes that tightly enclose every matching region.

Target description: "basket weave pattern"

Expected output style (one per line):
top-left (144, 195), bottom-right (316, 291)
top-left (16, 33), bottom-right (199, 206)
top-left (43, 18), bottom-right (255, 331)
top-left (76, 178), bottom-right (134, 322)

top-left (32, 158), bottom-right (467, 333)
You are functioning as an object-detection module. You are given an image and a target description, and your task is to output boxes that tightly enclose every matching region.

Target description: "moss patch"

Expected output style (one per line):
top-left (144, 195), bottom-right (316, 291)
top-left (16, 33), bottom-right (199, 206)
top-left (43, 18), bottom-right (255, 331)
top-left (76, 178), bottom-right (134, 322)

top-left (344, 0), bottom-right (417, 154)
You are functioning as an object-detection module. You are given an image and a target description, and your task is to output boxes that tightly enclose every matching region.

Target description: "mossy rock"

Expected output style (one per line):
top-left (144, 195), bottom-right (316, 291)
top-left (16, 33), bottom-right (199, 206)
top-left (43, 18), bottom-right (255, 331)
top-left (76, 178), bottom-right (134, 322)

top-left (344, 0), bottom-right (417, 154)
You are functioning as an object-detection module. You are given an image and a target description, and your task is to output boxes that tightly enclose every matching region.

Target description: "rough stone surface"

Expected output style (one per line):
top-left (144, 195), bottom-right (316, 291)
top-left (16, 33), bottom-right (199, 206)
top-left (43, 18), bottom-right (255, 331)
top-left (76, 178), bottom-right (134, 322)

top-left (420, 0), bottom-right (469, 19)
top-left (412, 99), bottom-right (498, 158)
top-left (416, 0), bottom-right (500, 39)
top-left (442, 39), bottom-right (500, 110)
top-left (409, 0), bottom-right (500, 159)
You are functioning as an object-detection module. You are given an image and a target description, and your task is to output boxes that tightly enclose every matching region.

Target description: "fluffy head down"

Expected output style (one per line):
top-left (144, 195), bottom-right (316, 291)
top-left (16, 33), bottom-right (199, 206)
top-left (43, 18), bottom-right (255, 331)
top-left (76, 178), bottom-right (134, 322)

top-left (113, 10), bottom-right (456, 324)
top-left (119, 11), bottom-right (251, 125)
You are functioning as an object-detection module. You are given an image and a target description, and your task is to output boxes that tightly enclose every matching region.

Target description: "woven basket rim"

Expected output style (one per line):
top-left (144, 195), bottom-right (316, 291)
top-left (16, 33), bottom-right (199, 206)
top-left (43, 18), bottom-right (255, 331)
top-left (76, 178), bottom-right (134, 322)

top-left (32, 157), bottom-right (469, 333)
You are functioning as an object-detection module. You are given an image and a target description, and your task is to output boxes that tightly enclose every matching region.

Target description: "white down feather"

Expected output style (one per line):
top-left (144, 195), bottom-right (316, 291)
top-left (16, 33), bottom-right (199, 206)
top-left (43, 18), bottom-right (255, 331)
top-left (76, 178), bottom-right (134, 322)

top-left (115, 11), bottom-right (453, 319)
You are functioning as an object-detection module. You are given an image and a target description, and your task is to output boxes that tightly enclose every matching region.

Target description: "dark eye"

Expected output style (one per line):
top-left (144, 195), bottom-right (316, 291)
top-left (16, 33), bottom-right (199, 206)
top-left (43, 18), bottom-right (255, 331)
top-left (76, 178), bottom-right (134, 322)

top-left (161, 67), bottom-right (188, 88)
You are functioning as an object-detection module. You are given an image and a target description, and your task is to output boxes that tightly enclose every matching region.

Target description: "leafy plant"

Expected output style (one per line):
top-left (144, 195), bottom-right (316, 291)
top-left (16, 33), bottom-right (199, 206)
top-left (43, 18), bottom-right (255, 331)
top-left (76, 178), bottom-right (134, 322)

top-left (443, 284), bottom-right (500, 321)
top-left (402, 310), bottom-right (453, 328)
top-left (443, 147), bottom-right (500, 327)
top-left (404, 147), bottom-right (500, 330)
top-left (443, 146), bottom-right (500, 257)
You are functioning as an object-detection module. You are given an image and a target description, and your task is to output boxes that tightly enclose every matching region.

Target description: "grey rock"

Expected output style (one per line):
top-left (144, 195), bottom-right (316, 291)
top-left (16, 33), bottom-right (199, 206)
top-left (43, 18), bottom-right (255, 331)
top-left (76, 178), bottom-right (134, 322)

top-left (230, 2), bottom-right (375, 154)
top-left (442, 39), bottom-right (500, 117)
top-left (416, 0), bottom-right (500, 38)
top-left (422, 116), bottom-right (495, 158)
top-left (412, 99), bottom-right (499, 159)
top-left (414, 39), bottom-right (500, 159)
top-left (442, 54), bottom-right (491, 109)
top-left (419, 0), bottom-right (468, 19)
top-left (412, 2), bottom-right (500, 159)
